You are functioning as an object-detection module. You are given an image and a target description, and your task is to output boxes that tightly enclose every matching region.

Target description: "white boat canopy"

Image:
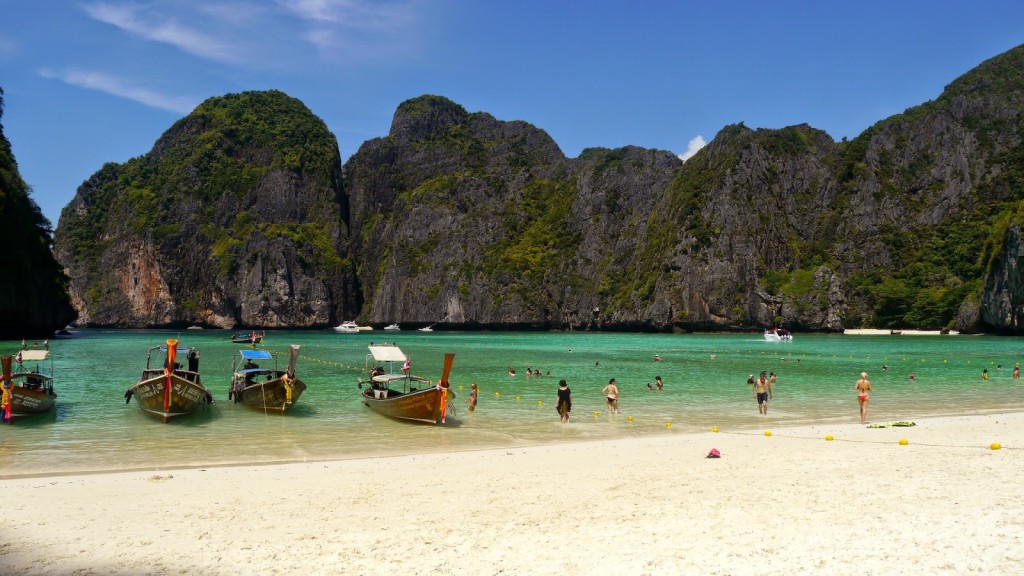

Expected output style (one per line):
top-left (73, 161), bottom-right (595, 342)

top-left (18, 350), bottom-right (49, 361)
top-left (368, 344), bottom-right (407, 362)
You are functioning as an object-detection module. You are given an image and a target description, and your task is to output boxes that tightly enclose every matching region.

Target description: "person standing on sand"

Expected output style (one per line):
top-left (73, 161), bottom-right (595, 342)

top-left (602, 378), bottom-right (619, 414)
top-left (466, 383), bottom-right (479, 412)
top-left (754, 371), bottom-right (772, 415)
top-left (856, 371), bottom-right (872, 424)
top-left (557, 380), bottom-right (572, 423)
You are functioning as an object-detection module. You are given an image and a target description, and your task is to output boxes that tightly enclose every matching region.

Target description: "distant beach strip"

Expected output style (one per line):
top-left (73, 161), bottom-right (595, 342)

top-left (844, 328), bottom-right (962, 336)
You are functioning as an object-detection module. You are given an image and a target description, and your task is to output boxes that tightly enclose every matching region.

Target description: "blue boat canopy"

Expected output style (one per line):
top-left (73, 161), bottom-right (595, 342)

top-left (239, 349), bottom-right (273, 360)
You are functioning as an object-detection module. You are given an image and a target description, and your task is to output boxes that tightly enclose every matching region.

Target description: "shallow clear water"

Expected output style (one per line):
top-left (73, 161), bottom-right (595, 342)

top-left (2, 329), bottom-right (1023, 476)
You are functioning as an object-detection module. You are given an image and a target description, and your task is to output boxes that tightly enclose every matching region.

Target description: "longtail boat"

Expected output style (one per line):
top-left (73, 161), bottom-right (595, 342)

top-left (229, 345), bottom-right (305, 413)
top-left (230, 330), bottom-right (264, 344)
top-left (358, 343), bottom-right (455, 424)
top-left (125, 339), bottom-right (211, 423)
top-left (1, 350), bottom-right (56, 423)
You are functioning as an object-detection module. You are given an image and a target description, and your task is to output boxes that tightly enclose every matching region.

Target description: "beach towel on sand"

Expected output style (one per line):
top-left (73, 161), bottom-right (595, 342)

top-left (867, 421), bottom-right (916, 428)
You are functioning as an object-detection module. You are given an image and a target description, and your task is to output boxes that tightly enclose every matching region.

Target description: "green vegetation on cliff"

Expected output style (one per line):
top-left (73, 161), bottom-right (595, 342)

top-left (0, 87), bottom-right (77, 337)
top-left (54, 89), bottom-right (352, 328)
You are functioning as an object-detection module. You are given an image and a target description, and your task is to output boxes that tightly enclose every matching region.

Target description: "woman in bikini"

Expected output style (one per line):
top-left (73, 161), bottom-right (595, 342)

top-left (855, 371), bottom-right (872, 424)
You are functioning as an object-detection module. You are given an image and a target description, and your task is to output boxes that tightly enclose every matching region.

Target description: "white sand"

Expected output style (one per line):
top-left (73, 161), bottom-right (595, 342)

top-left (3, 413), bottom-right (1023, 575)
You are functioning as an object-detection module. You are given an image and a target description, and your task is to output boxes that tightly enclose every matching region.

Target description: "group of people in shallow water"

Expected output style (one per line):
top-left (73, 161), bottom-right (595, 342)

top-left (508, 367), bottom-right (550, 377)
top-left (471, 372), bottom-right (668, 423)
top-left (747, 369), bottom-right (874, 422)
top-left (487, 361), bottom-right (907, 425)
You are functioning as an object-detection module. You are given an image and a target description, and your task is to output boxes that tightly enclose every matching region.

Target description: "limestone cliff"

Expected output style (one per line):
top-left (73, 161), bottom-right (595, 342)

top-left (51, 43), bottom-right (1024, 333)
top-left (54, 90), bottom-right (356, 328)
top-left (344, 96), bottom-right (682, 328)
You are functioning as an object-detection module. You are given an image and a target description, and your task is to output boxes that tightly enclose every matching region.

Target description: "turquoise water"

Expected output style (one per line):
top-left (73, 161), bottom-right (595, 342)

top-left (2, 329), bottom-right (1024, 476)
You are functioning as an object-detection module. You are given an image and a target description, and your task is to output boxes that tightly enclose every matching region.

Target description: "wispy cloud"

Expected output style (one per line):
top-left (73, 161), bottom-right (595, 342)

top-left (83, 2), bottom-right (242, 64)
top-left (276, 0), bottom-right (419, 55)
top-left (678, 135), bottom-right (707, 162)
top-left (79, 1), bottom-right (423, 66)
top-left (39, 68), bottom-right (198, 114)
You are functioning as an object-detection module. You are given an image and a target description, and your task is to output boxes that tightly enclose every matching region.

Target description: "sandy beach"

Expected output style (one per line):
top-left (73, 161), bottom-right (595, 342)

top-left (3, 413), bottom-right (1023, 575)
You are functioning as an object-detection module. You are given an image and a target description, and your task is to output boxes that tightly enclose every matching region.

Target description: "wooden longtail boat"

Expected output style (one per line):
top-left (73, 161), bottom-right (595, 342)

top-left (124, 339), bottom-right (211, 423)
top-left (358, 343), bottom-right (455, 424)
top-left (1, 350), bottom-right (57, 423)
top-left (229, 345), bottom-right (305, 413)
top-left (230, 330), bottom-right (264, 344)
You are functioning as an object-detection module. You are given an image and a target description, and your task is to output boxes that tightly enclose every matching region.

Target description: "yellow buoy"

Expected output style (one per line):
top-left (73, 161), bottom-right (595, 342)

top-left (537, 400), bottom-right (544, 405)
top-left (515, 395), bottom-right (521, 401)
top-left (495, 392), bottom-right (501, 397)
top-left (594, 411), bottom-right (600, 416)
top-left (764, 431), bottom-right (772, 437)
top-left (991, 442), bottom-right (1002, 450)
top-left (825, 435), bottom-right (834, 441)
top-left (665, 422), bottom-right (672, 428)
top-left (899, 438), bottom-right (909, 446)
top-left (712, 427), bottom-right (719, 433)
top-left (627, 416), bottom-right (633, 422)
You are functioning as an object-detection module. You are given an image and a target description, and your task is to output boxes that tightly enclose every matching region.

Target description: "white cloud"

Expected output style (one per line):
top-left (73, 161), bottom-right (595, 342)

top-left (39, 68), bottom-right (198, 114)
top-left (79, 0), bottom-right (423, 66)
top-left (83, 2), bottom-right (242, 64)
top-left (678, 135), bottom-right (707, 162)
top-left (276, 0), bottom-right (418, 54)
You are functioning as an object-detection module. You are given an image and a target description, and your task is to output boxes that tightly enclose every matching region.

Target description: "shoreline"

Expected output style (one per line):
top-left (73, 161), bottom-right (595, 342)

top-left (3, 411), bottom-right (1021, 574)
top-left (5, 404), bottom-right (1022, 481)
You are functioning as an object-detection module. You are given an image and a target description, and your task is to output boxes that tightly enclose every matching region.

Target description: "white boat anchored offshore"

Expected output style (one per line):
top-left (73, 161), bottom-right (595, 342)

top-left (418, 324), bottom-right (435, 332)
top-left (333, 321), bottom-right (373, 334)
top-left (764, 328), bottom-right (793, 342)
top-left (384, 323), bottom-right (401, 331)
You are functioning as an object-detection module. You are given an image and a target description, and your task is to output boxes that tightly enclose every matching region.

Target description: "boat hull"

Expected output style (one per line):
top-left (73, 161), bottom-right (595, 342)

top-left (231, 375), bottom-right (307, 413)
top-left (129, 372), bottom-right (210, 423)
top-left (9, 387), bottom-right (56, 419)
top-left (361, 386), bottom-right (453, 424)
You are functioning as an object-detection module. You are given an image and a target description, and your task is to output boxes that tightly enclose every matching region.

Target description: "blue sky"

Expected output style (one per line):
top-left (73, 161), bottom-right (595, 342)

top-left (2, 1), bottom-right (1023, 226)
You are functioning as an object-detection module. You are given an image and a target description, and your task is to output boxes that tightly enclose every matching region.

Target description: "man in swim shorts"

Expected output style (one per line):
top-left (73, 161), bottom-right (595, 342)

top-left (602, 378), bottom-right (619, 414)
top-left (754, 371), bottom-right (772, 415)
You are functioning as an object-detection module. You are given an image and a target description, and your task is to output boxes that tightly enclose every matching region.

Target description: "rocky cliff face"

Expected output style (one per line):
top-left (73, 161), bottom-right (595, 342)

top-left (0, 88), bottom-right (77, 338)
top-left (52, 44), bottom-right (1024, 333)
top-left (345, 44), bottom-right (1024, 332)
top-left (54, 91), bottom-right (357, 328)
top-left (344, 95), bottom-right (682, 328)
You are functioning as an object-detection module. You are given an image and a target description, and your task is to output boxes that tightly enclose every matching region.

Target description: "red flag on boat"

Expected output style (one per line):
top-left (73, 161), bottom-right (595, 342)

top-left (402, 359), bottom-right (410, 373)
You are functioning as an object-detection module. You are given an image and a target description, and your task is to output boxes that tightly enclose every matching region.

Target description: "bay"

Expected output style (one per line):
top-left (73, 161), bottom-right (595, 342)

top-left (2, 329), bottom-right (1023, 477)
